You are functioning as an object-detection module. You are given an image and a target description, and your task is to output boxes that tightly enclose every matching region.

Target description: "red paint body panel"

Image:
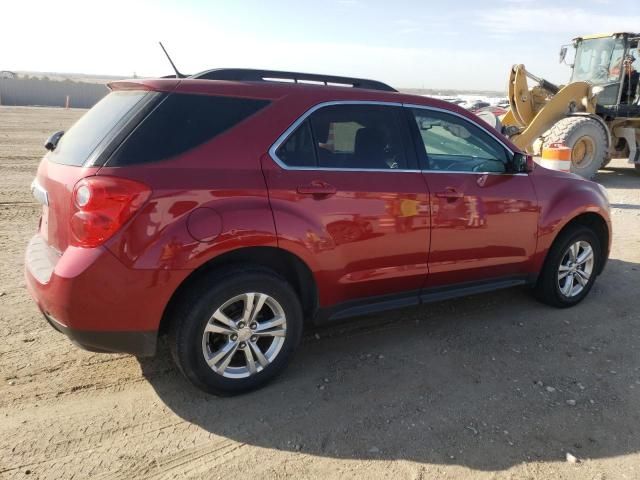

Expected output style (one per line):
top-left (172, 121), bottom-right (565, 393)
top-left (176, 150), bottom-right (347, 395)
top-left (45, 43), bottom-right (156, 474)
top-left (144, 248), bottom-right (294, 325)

top-left (528, 166), bottom-right (612, 272)
top-left (424, 172), bottom-right (539, 286)
top-left (25, 242), bottom-right (190, 332)
top-left (24, 78), bottom-right (612, 356)
top-left (262, 156), bottom-right (430, 307)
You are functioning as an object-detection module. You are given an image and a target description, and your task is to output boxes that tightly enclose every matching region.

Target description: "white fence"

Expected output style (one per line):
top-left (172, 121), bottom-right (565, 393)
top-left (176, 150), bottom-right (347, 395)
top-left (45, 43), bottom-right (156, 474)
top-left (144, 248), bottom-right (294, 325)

top-left (0, 77), bottom-right (108, 108)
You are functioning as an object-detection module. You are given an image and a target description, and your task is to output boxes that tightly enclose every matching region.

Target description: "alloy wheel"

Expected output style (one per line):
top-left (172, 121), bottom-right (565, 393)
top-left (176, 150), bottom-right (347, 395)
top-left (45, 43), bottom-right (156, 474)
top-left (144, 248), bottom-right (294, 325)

top-left (557, 240), bottom-right (595, 298)
top-left (201, 293), bottom-right (287, 378)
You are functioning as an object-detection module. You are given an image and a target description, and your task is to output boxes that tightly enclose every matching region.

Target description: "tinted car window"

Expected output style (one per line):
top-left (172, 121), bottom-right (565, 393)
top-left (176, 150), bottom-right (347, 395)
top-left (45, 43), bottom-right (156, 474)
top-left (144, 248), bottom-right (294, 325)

top-left (274, 104), bottom-right (410, 170)
top-left (276, 119), bottom-right (316, 167)
top-left (108, 94), bottom-right (270, 166)
top-left (308, 104), bottom-right (407, 170)
top-left (49, 91), bottom-right (148, 166)
top-left (411, 108), bottom-right (509, 173)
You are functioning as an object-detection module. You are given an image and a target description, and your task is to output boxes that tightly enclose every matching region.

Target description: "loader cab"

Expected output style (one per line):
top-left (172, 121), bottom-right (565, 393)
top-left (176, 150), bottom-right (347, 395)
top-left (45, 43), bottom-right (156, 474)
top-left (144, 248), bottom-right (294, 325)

top-left (567, 33), bottom-right (640, 108)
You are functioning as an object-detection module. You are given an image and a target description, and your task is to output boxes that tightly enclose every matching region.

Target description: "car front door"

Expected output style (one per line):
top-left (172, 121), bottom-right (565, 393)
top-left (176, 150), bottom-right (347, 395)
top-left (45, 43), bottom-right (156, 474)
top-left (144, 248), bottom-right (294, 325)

top-left (262, 102), bottom-right (431, 309)
top-left (407, 106), bottom-right (539, 288)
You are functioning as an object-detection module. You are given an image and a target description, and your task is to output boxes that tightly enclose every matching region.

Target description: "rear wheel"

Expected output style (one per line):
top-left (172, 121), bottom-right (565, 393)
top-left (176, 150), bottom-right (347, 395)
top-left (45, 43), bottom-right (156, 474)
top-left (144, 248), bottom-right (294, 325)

top-left (534, 226), bottom-right (601, 308)
top-left (169, 267), bottom-right (303, 395)
top-left (544, 117), bottom-right (608, 179)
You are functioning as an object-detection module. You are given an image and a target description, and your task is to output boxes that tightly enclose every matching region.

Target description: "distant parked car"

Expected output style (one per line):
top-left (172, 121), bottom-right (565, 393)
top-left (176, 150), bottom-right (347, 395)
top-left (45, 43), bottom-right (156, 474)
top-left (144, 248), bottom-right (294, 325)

top-left (440, 97), bottom-right (466, 105)
top-left (26, 68), bottom-right (611, 395)
top-left (473, 105), bottom-right (509, 116)
top-left (465, 100), bottom-right (491, 111)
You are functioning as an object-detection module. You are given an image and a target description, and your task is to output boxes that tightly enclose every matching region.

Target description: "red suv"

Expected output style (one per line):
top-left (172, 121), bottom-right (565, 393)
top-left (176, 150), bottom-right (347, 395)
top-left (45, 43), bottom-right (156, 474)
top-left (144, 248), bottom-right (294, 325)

top-left (25, 69), bottom-right (611, 395)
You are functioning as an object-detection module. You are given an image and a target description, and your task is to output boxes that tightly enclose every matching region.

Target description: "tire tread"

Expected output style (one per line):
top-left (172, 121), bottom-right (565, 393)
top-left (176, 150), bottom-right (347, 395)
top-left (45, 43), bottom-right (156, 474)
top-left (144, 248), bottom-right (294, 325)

top-left (167, 265), bottom-right (303, 395)
top-left (543, 116), bottom-right (608, 178)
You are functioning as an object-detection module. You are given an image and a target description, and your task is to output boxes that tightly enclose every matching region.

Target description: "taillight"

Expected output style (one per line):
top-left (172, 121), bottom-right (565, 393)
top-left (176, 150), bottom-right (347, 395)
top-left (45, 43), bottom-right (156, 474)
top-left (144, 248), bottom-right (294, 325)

top-left (70, 176), bottom-right (151, 248)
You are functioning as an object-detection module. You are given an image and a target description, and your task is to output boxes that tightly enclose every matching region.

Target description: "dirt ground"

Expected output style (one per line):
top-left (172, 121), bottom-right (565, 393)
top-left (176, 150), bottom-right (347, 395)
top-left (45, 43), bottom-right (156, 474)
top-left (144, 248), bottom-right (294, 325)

top-left (1, 106), bottom-right (640, 479)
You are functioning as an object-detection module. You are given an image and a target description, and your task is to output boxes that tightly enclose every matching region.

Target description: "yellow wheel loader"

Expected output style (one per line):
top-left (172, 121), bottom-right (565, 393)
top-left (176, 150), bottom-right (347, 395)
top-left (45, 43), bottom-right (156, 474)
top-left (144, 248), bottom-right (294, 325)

top-left (496, 33), bottom-right (640, 178)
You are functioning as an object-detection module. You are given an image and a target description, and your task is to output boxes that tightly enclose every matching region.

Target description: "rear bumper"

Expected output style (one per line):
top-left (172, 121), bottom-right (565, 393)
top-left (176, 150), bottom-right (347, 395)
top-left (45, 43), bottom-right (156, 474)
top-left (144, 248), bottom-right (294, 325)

top-left (43, 310), bottom-right (157, 356)
top-left (25, 234), bottom-right (190, 357)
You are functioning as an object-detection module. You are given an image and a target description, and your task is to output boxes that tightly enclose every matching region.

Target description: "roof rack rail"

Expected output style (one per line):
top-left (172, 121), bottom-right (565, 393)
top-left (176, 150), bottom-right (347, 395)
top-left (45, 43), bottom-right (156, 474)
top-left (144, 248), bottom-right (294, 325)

top-left (190, 68), bottom-right (397, 92)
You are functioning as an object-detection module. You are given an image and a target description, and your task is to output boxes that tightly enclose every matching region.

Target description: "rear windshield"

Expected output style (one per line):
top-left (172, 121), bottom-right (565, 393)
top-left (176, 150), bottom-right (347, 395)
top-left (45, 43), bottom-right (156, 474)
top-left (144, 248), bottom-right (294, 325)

top-left (49, 91), bottom-right (148, 166)
top-left (106, 94), bottom-right (270, 166)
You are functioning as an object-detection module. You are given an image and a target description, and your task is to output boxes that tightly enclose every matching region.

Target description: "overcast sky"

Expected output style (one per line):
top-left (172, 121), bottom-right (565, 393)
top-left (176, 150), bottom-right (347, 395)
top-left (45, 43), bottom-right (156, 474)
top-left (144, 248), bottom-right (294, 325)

top-left (4, 0), bottom-right (640, 91)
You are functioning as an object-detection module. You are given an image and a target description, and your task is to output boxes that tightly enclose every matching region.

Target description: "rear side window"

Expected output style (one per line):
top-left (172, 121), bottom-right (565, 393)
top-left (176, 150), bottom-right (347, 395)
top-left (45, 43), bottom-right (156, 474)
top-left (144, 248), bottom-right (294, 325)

top-left (275, 104), bottom-right (408, 170)
top-left (107, 94), bottom-right (270, 166)
top-left (50, 91), bottom-right (148, 166)
top-left (275, 120), bottom-right (316, 167)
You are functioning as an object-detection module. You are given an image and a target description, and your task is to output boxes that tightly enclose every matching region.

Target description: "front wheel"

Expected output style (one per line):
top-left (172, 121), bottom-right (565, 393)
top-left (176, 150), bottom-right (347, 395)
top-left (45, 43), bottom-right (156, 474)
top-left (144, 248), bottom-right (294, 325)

top-left (169, 267), bottom-right (303, 395)
top-left (534, 226), bottom-right (601, 308)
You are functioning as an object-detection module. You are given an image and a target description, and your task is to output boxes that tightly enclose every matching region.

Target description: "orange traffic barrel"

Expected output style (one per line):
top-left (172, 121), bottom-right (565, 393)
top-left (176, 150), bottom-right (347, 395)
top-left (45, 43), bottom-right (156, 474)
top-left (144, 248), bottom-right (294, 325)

top-left (540, 142), bottom-right (571, 172)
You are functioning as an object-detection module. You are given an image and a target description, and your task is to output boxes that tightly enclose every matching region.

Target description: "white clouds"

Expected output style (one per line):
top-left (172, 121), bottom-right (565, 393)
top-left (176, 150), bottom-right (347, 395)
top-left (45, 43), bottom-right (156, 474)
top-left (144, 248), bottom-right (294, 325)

top-left (476, 6), bottom-right (640, 37)
top-left (4, 0), bottom-right (637, 90)
top-left (3, 1), bottom-right (505, 88)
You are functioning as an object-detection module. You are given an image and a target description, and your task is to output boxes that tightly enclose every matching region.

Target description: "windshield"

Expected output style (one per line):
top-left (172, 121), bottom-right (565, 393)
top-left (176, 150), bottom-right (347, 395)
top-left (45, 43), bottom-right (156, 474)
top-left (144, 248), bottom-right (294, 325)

top-left (571, 37), bottom-right (626, 85)
top-left (49, 90), bottom-right (148, 166)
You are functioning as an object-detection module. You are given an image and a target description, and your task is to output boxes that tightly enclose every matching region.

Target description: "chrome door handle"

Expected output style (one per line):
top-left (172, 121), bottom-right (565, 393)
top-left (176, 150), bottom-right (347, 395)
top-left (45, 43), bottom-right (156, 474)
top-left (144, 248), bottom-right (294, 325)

top-left (435, 188), bottom-right (463, 199)
top-left (297, 181), bottom-right (337, 196)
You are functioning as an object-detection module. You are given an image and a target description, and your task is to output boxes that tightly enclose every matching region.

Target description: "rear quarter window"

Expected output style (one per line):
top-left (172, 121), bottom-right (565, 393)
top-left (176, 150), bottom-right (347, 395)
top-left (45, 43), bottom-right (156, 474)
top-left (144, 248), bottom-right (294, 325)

top-left (49, 91), bottom-right (148, 166)
top-left (106, 94), bottom-right (270, 166)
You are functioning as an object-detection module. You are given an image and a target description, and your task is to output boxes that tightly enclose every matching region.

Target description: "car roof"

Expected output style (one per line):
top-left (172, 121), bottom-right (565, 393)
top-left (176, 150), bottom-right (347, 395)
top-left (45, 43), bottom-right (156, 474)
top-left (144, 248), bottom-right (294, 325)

top-left (109, 77), bottom-right (455, 110)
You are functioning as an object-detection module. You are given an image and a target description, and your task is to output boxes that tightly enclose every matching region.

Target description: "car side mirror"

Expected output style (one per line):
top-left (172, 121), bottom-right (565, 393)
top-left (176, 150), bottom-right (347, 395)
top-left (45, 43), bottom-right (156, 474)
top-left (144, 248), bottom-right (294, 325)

top-left (559, 46), bottom-right (568, 64)
top-left (44, 130), bottom-right (64, 151)
top-left (512, 152), bottom-right (535, 173)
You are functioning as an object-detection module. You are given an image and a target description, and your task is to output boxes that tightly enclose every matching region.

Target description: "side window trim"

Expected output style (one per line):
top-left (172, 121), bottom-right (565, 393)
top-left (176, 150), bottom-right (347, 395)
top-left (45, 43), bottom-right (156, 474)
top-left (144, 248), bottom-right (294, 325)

top-left (394, 107), bottom-right (420, 171)
top-left (402, 106), bottom-right (429, 171)
top-left (269, 100), bottom-right (421, 172)
top-left (269, 100), bottom-right (525, 174)
top-left (402, 103), bottom-right (527, 176)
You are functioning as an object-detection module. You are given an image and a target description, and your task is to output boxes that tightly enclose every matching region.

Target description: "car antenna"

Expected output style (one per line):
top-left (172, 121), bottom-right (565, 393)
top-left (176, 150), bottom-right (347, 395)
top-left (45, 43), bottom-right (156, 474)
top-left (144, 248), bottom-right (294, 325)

top-left (158, 41), bottom-right (185, 79)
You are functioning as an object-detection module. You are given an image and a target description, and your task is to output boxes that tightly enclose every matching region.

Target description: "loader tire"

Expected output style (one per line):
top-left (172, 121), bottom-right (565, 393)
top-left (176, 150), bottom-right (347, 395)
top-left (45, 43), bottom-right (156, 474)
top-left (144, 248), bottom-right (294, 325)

top-left (544, 117), bottom-right (608, 179)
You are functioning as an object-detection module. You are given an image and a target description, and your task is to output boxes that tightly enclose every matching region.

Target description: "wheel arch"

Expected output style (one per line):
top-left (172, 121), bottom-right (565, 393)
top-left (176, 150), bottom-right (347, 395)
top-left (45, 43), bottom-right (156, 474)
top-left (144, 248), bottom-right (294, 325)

top-left (158, 246), bottom-right (318, 336)
top-left (541, 211), bottom-right (610, 277)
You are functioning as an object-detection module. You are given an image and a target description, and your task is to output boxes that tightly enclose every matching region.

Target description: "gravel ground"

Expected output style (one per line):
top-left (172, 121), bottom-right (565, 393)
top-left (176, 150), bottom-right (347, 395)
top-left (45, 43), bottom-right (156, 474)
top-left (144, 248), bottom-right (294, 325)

top-left (1, 106), bottom-right (640, 479)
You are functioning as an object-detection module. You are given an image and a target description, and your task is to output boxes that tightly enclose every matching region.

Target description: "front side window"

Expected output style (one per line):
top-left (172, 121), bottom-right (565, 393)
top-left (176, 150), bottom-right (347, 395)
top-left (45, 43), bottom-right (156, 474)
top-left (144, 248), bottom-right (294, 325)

top-left (276, 104), bottom-right (408, 170)
top-left (411, 109), bottom-right (509, 173)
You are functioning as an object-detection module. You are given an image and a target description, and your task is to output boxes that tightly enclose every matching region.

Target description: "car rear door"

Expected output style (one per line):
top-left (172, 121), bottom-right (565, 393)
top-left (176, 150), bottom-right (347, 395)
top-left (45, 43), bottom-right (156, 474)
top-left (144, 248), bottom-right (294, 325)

top-left (406, 105), bottom-right (539, 288)
top-left (262, 102), bottom-right (431, 308)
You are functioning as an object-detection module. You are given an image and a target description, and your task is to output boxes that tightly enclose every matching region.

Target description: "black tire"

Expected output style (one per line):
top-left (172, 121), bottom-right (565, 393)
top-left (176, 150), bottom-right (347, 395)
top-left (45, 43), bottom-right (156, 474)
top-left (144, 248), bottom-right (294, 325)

top-left (534, 226), bottom-right (602, 308)
top-left (168, 266), bottom-right (303, 395)
top-left (544, 117), bottom-right (608, 179)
